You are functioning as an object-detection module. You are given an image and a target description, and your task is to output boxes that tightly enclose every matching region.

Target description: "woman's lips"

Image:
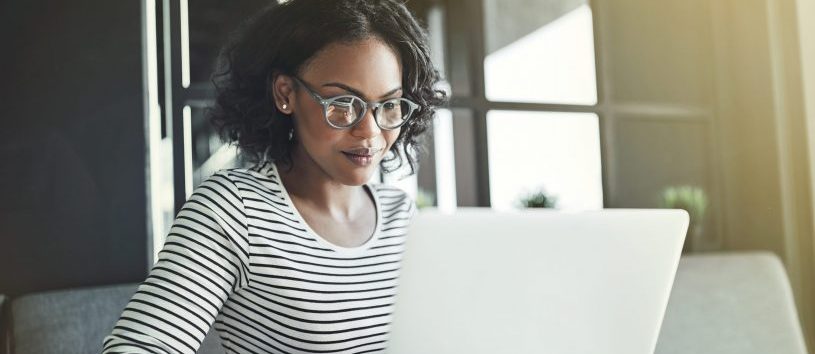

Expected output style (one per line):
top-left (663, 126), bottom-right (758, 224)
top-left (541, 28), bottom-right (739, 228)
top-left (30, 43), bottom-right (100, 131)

top-left (341, 146), bottom-right (383, 167)
top-left (342, 151), bottom-right (374, 166)
top-left (342, 147), bottom-right (383, 155)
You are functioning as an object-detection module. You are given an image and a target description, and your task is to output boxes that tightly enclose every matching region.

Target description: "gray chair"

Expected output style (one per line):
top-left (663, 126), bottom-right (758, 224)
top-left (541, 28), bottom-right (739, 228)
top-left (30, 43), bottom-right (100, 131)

top-left (655, 251), bottom-right (809, 354)
top-left (9, 284), bottom-right (224, 354)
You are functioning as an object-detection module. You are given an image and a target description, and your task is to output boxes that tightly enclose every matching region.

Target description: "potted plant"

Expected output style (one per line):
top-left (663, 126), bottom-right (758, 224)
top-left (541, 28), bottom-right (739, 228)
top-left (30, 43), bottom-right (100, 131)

top-left (416, 188), bottom-right (435, 210)
top-left (517, 188), bottom-right (558, 209)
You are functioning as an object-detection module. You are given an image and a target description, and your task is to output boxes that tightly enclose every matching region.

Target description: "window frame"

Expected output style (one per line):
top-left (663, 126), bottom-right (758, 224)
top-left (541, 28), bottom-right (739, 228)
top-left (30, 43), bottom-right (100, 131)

top-left (425, 0), bottom-right (608, 208)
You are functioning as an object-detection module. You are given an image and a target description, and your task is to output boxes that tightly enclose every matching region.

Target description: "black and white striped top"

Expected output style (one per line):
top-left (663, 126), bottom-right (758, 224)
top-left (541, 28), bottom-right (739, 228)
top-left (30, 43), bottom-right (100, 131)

top-left (102, 161), bottom-right (416, 354)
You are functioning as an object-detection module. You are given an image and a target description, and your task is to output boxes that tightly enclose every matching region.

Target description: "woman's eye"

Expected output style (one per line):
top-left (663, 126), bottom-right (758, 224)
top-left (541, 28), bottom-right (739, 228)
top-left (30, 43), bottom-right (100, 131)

top-left (383, 102), bottom-right (398, 110)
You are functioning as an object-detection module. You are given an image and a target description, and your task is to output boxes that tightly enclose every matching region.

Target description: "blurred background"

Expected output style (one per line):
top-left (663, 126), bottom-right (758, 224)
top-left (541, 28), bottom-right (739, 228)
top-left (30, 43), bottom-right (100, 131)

top-left (1, 0), bottom-right (814, 352)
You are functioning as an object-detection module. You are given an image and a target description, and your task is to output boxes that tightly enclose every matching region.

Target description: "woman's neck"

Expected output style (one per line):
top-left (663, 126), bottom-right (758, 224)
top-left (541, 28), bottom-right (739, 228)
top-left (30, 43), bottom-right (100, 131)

top-left (275, 148), bottom-right (368, 221)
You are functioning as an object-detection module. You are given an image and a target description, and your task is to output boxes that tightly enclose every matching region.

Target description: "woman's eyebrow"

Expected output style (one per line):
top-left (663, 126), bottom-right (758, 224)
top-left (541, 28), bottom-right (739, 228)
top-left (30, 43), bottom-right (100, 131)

top-left (322, 82), bottom-right (402, 100)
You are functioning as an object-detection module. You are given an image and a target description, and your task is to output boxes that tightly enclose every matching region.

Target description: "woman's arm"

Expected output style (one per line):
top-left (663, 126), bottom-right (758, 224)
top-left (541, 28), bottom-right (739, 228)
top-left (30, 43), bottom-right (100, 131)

top-left (102, 171), bottom-right (249, 354)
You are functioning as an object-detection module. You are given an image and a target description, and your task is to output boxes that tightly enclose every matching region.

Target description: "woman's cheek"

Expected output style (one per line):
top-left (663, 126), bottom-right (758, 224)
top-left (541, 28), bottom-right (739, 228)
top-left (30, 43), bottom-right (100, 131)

top-left (386, 129), bottom-right (401, 148)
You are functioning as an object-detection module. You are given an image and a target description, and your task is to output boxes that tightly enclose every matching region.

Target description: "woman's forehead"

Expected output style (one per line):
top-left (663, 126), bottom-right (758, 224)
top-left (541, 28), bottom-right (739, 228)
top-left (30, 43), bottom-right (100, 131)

top-left (300, 37), bottom-right (403, 96)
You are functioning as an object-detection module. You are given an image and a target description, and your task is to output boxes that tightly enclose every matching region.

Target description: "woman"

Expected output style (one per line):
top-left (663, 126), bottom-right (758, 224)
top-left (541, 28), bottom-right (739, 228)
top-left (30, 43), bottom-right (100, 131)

top-left (102, 0), bottom-right (446, 353)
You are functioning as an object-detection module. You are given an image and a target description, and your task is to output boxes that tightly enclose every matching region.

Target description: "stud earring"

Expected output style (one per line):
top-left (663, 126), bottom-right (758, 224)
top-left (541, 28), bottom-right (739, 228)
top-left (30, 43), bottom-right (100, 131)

top-left (282, 104), bottom-right (288, 110)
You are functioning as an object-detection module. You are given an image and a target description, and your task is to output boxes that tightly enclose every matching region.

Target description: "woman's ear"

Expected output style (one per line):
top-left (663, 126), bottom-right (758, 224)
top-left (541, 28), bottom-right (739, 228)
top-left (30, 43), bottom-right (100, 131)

top-left (272, 74), bottom-right (296, 114)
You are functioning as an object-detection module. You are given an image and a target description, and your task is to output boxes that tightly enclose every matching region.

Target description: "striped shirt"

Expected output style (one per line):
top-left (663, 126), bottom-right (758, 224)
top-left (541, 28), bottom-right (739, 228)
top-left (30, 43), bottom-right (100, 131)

top-left (102, 161), bottom-right (417, 354)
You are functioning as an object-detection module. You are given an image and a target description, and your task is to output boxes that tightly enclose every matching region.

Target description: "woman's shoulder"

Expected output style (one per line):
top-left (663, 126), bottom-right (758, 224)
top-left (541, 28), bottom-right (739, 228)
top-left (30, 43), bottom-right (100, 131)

top-left (368, 182), bottom-right (410, 197)
top-left (202, 162), bottom-right (279, 185)
top-left (194, 165), bottom-right (285, 203)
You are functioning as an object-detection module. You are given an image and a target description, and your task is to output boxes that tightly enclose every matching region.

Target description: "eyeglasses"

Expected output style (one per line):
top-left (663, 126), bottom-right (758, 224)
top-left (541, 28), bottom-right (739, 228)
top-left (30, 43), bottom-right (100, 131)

top-left (292, 76), bottom-right (419, 130)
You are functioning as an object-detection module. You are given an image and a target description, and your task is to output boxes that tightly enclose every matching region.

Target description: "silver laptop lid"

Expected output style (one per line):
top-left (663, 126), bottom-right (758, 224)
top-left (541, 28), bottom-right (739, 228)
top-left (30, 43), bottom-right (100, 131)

top-left (387, 208), bottom-right (688, 354)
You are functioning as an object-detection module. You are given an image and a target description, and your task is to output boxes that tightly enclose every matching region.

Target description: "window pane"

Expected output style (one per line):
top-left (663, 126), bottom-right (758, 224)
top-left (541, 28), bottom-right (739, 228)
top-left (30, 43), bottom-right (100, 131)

top-left (483, 0), bottom-right (597, 105)
top-left (433, 109), bottom-right (457, 211)
top-left (189, 106), bottom-right (242, 187)
top-left (487, 111), bottom-right (603, 210)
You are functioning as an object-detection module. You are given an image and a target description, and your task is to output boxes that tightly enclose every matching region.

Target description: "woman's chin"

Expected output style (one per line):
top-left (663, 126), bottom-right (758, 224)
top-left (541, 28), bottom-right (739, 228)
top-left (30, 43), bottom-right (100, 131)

top-left (342, 169), bottom-right (376, 186)
top-left (337, 154), bottom-right (379, 183)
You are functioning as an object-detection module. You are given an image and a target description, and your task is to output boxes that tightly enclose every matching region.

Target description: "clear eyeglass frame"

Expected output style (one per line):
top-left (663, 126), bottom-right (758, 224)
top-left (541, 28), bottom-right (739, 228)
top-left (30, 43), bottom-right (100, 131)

top-left (291, 76), bottom-right (419, 130)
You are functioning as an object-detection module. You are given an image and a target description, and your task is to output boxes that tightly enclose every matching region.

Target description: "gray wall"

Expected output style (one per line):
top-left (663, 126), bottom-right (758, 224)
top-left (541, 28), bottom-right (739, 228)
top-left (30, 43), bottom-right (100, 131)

top-left (0, 0), bottom-right (148, 296)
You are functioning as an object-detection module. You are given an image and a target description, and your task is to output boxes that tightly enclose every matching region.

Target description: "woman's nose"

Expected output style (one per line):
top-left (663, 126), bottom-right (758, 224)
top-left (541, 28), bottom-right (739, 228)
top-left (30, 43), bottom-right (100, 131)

top-left (350, 107), bottom-right (382, 138)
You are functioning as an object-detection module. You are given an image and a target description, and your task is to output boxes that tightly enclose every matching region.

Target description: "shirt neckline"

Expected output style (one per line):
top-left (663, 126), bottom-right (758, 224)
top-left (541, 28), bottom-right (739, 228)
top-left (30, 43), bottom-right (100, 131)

top-left (269, 162), bottom-right (383, 254)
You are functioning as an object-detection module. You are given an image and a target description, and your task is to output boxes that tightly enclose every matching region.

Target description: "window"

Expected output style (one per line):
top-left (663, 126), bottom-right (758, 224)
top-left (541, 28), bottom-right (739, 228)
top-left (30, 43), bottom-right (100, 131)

top-left (145, 0), bottom-right (272, 260)
top-left (483, 1), bottom-right (597, 105)
top-left (417, 0), bottom-right (604, 210)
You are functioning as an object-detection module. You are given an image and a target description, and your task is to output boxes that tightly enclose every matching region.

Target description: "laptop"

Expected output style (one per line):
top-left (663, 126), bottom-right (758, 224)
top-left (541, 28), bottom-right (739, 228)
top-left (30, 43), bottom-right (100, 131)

top-left (386, 208), bottom-right (689, 354)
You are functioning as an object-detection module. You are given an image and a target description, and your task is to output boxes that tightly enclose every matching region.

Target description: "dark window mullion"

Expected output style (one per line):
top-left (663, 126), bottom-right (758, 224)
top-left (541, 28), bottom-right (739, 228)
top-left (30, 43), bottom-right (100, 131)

top-left (446, 0), bottom-right (492, 207)
top-left (155, 0), bottom-right (167, 140)
top-left (467, 0), bottom-right (491, 207)
top-left (165, 0), bottom-right (187, 213)
top-left (450, 97), bottom-right (599, 114)
top-left (587, 0), bottom-right (609, 208)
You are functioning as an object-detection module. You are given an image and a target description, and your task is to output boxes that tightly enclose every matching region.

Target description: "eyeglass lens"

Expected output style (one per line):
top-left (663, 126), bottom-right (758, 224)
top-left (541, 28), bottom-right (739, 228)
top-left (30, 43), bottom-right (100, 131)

top-left (324, 97), bottom-right (412, 129)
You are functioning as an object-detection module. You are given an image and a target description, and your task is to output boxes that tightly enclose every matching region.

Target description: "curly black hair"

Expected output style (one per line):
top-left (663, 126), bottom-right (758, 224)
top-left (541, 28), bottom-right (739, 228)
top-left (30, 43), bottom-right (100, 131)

top-left (209, 0), bottom-right (448, 177)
